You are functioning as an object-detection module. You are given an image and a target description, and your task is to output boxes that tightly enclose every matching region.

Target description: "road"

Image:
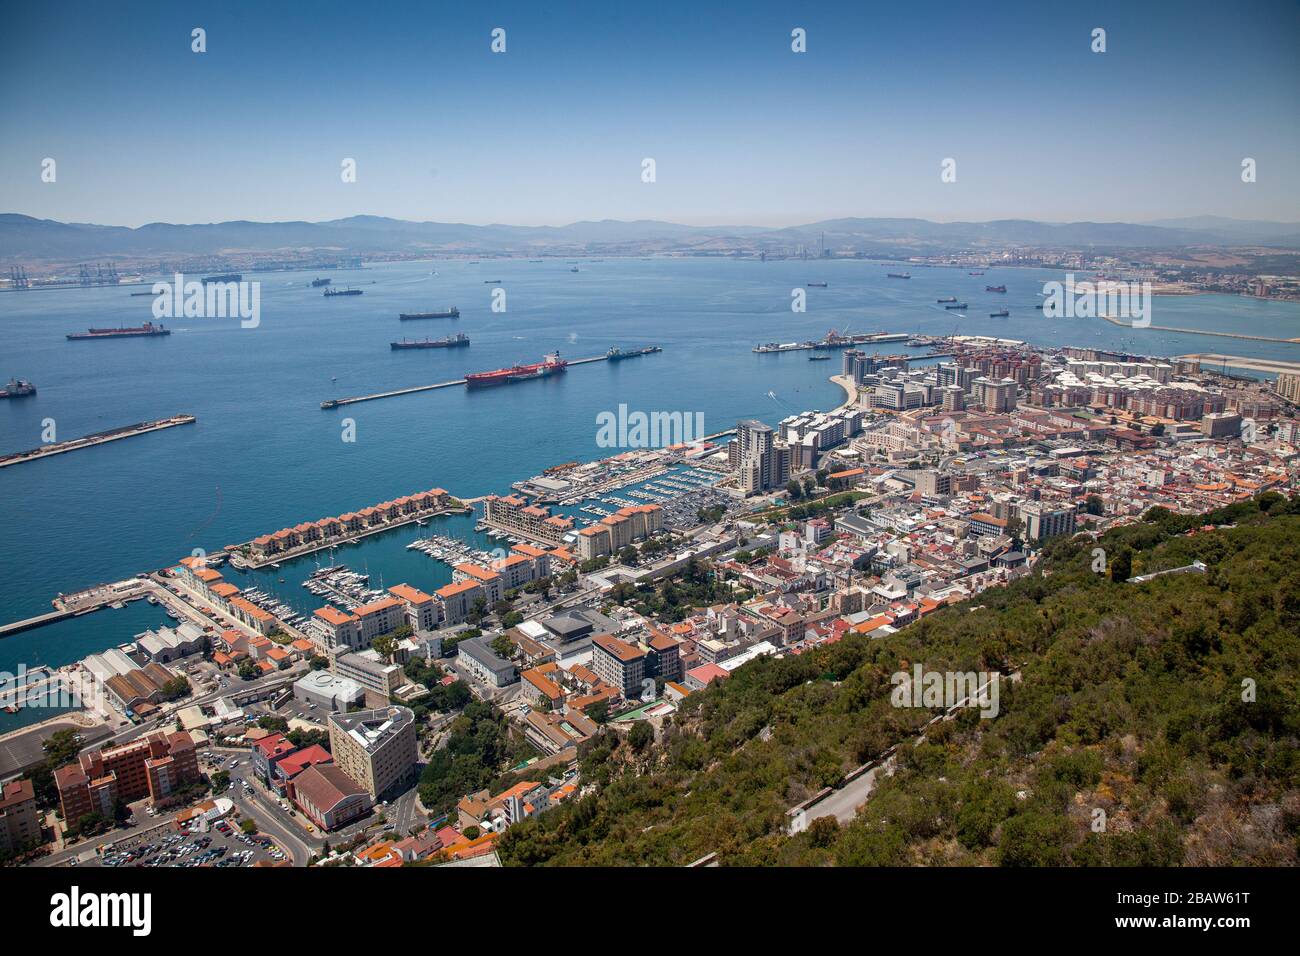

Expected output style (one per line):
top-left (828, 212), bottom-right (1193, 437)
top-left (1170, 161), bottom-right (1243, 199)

top-left (794, 673), bottom-right (1014, 828)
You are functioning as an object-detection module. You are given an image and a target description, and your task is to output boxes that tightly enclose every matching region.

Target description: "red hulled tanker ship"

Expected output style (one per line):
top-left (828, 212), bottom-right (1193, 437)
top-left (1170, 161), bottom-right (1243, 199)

top-left (465, 351), bottom-right (567, 388)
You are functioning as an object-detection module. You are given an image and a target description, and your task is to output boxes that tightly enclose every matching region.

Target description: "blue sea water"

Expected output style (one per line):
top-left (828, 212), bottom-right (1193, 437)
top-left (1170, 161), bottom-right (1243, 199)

top-left (1, 257), bottom-right (1298, 707)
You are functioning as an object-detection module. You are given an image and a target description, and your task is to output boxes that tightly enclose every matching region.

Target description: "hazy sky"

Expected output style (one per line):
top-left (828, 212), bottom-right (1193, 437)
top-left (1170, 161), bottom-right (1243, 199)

top-left (2, 0), bottom-right (1297, 227)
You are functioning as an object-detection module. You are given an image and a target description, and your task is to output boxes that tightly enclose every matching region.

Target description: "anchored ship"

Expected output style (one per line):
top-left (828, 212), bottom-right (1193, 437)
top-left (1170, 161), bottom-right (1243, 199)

top-left (989, 309), bottom-right (1010, 317)
top-left (311, 277), bottom-right (332, 287)
top-left (985, 284), bottom-right (1007, 293)
top-left (806, 281), bottom-right (828, 288)
top-left (324, 287), bottom-right (363, 297)
top-left (0, 378), bottom-right (36, 398)
top-left (202, 274), bottom-right (242, 284)
top-left (67, 321), bottom-right (170, 340)
top-left (606, 345), bottom-right (662, 361)
top-left (465, 351), bottom-right (567, 388)
top-left (391, 333), bottom-right (470, 350)
top-left (887, 272), bottom-right (911, 279)
top-left (944, 303), bottom-right (968, 310)
top-left (937, 296), bottom-right (957, 303)
top-left (399, 307), bottom-right (459, 320)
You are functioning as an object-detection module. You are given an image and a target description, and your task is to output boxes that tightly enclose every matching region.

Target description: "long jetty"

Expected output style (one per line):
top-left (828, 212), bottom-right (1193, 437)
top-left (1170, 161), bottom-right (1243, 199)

top-left (1100, 314), bottom-right (1300, 344)
top-left (0, 415), bottom-right (196, 469)
top-left (320, 351), bottom-right (645, 409)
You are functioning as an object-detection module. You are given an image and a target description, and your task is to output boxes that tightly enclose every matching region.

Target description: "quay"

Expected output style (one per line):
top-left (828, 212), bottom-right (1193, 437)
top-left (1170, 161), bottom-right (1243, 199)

top-left (0, 415), bottom-right (196, 469)
top-left (1176, 353), bottom-right (1300, 376)
top-left (1101, 314), bottom-right (1300, 344)
top-left (319, 349), bottom-right (657, 409)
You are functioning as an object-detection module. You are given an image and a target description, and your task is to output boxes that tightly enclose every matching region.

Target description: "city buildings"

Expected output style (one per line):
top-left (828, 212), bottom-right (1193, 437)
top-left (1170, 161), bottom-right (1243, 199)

top-left (0, 780), bottom-right (41, 855)
top-left (55, 731), bottom-right (200, 822)
top-left (327, 706), bottom-right (418, 802)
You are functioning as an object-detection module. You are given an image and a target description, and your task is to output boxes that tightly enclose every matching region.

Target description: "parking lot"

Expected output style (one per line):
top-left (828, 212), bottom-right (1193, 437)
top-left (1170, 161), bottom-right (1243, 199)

top-left (87, 813), bottom-right (289, 868)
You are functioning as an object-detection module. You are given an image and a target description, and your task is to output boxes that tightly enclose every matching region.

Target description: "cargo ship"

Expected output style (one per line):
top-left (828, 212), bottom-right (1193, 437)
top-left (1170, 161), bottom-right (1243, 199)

top-left (968, 271), bottom-right (984, 276)
top-left (937, 296), bottom-right (957, 303)
top-left (985, 285), bottom-right (1007, 293)
top-left (203, 274), bottom-right (242, 284)
top-left (399, 307), bottom-right (459, 320)
top-left (0, 378), bottom-right (36, 398)
top-left (944, 303), bottom-right (968, 310)
top-left (391, 333), bottom-right (469, 350)
top-left (311, 278), bottom-right (332, 287)
top-left (808, 355), bottom-right (831, 361)
top-left (806, 281), bottom-right (828, 288)
top-left (324, 287), bottom-right (363, 297)
top-left (887, 272), bottom-right (911, 279)
top-left (67, 321), bottom-right (170, 340)
top-left (989, 309), bottom-right (1010, 317)
top-left (465, 351), bottom-right (567, 388)
top-left (606, 345), bottom-right (662, 361)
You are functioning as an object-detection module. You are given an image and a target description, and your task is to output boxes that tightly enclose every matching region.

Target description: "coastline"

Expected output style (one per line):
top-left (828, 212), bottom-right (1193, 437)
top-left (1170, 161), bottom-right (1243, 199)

top-left (830, 374), bottom-right (859, 414)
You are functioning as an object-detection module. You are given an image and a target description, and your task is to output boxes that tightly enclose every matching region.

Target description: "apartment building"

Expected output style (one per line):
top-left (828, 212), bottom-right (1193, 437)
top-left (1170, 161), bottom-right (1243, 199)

top-left (591, 633), bottom-right (647, 698)
top-left (483, 494), bottom-right (575, 546)
top-left (327, 706), bottom-right (418, 802)
top-left (0, 780), bottom-right (41, 855)
top-left (54, 730), bottom-right (200, 821)
top-left (575, 504), bottom-right (664, 561)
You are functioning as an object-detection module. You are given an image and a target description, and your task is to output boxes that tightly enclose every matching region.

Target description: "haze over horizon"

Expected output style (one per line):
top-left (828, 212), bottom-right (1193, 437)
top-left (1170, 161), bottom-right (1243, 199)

top-left (2, 0), bottom-right (1298, 228)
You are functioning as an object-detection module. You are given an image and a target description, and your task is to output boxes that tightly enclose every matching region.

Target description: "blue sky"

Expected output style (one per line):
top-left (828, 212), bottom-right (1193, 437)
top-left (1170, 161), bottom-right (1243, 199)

top-left (1, 0), bottom-right (1297, 227)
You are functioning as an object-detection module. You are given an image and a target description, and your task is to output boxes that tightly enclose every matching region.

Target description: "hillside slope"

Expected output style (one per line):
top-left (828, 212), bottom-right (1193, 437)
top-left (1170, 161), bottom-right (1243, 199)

top-left (499, 495), bottom-right (1300, 866)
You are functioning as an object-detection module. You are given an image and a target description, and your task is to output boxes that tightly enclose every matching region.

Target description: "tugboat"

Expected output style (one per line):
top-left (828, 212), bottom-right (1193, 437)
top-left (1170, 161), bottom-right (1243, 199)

top-left (0, 378), bottom-right (36, 398)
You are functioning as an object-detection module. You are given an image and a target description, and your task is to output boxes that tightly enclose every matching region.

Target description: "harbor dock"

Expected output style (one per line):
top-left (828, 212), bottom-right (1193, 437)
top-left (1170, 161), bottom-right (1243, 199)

top-left (0, 415), bottom-right (196, 469)
top-left (320, 349), bottom-right (656, 409)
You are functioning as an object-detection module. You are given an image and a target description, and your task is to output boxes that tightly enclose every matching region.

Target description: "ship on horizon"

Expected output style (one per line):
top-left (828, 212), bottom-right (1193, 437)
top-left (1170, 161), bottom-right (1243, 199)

top-left (399, 306), bottom-right (459, 320)
top-left (465, 351), bottom-right (567, 388)
top-left (67, 321), bottom-right (170, 340)
top-left (391, 333), bottom-right (470, 350)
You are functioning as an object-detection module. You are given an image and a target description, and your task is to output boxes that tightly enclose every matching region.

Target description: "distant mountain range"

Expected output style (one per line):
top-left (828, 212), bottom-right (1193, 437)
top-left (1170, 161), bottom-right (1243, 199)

top-left (3, 212), bottom-right (1298, 263)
